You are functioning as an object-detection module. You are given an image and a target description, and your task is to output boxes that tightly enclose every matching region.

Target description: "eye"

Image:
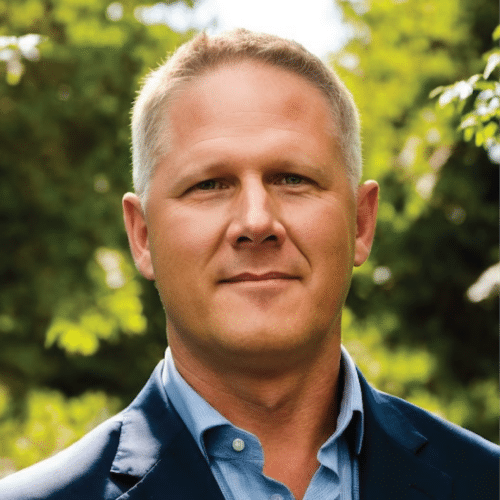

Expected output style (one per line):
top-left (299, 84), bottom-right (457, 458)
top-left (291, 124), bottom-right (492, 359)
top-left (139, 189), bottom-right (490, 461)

top-left (277, 174), bottom-right (307, 185)
top-left (195, 179), bottom-right (227, 190)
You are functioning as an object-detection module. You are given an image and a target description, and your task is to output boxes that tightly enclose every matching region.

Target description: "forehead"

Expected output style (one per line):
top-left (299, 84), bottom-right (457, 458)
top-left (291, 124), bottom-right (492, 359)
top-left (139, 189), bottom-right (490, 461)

top-left (166, 60), bottom-right (336, 149)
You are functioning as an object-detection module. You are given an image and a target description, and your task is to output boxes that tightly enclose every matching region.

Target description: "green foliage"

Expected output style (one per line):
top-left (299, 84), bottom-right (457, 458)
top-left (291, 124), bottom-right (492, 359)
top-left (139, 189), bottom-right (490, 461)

top-left (336, 0), bottom-right (498, 441)
top-left (430, 26), bottom-right (500, 161)
top-left (0, 0), bottom-right (187, 475)
top-left (0, 387), bottom-right (120, 474)
top-left (45, 248), bottom-right (146, 356)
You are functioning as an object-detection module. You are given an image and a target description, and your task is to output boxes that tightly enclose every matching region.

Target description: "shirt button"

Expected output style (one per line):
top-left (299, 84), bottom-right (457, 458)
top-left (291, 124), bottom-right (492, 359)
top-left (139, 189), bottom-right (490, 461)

top-left (232, 438), bottom-right (245, 452)
top-left (270, 495), bottom-right (284, 500)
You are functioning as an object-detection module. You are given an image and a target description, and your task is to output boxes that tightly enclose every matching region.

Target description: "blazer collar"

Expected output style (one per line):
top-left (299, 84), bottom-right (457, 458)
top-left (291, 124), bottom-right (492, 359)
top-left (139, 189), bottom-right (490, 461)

top-left (110, 361), bottom-right (225, 500)
top-left (110, 361), bottom-right (177, 478)
top-left (357, 369), bottom-right (453, 500)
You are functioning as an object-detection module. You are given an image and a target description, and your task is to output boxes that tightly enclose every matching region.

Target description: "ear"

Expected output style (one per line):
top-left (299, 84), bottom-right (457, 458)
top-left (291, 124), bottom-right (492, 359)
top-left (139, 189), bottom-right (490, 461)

top-left (122, 193), bottom-right (155, 280)
top-left (354, 180), bottom-right (379, 267)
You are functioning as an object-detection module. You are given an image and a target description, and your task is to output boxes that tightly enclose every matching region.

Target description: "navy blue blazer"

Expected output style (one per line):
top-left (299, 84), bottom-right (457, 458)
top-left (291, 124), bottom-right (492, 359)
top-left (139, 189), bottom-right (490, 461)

top-left (0, 361), bottom-right (498, 499)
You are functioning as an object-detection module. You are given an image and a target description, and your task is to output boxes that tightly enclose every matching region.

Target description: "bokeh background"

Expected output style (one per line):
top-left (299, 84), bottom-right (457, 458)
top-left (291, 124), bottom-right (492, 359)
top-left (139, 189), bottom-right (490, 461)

top-left (0, 0), bottom-right (498, 476)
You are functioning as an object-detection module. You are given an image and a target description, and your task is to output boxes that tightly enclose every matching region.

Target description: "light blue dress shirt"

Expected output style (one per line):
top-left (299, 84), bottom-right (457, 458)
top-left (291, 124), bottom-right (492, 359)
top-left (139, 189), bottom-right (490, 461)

top-left (163, 346), bottom-right (364, 500)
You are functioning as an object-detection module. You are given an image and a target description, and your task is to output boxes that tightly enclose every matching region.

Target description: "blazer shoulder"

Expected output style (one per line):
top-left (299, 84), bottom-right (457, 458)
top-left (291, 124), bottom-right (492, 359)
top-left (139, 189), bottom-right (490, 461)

top-left (0, 414), bottom-right (125, 500)
top-left (359, 374), bottom-right (499, 500)
top-left (383, 389), bottom-right (500, 498)
top-left (0, 362), bottom-right (171, 500)
top-left (380, 389), bottom-right (499, 459)
top-left (359, 369), bottom-right (499, 458)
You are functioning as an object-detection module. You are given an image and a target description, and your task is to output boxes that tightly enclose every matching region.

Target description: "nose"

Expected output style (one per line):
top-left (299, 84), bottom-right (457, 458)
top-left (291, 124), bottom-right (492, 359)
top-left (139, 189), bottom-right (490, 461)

top-left (227, 178), bottom-right (286, 247)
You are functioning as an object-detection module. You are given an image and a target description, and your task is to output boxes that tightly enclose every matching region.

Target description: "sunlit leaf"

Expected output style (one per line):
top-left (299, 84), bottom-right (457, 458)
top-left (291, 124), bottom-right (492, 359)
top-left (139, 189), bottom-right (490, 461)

top-left (493, 25), bottom-right (500, 41)
top-left (483, 51), bottom-right (500, 79)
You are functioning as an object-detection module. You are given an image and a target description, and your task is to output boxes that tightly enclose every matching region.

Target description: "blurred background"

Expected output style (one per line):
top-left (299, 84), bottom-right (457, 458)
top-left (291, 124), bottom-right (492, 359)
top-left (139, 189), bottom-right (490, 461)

top-left (0, 0), bottom-right (498, 476)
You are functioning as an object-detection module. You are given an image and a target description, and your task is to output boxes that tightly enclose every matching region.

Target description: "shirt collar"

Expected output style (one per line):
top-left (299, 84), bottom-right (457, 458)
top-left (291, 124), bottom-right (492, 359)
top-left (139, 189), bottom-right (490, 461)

top-left (162, 345), bottom-right (364, 461)
top-left (162, 348), bottom-right (230, 461)
top-left (333, 345), bottom-right (364, 455)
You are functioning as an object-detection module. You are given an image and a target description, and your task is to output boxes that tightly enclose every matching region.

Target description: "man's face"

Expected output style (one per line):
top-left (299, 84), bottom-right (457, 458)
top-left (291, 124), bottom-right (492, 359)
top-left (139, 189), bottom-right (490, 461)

top-left (124, 61), bottom-right (378, 372)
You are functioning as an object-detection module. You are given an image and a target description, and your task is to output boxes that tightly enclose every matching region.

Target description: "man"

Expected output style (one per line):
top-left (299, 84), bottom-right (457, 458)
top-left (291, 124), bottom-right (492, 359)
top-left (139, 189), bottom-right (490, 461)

top-left (0, 29), bottom-right (498, 500)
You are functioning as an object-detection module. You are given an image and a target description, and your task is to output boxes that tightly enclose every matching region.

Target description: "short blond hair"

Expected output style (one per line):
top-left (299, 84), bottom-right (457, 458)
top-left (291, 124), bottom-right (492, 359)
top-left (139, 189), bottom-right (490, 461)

top-left (131, 29), bottom-right (362, 204)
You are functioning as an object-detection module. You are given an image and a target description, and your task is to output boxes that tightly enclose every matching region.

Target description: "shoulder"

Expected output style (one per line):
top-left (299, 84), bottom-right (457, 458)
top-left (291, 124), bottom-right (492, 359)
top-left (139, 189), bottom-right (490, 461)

top-left (0, 361), bottom-right (183, 500)
top-left (360, 372), bottom-right (499, 498)
top-left (0, 415), bottom-right (125, 500)
top-left (359, 367), bottom-right (499, 456)
top-left (382, 389), bottom-right (499, 458)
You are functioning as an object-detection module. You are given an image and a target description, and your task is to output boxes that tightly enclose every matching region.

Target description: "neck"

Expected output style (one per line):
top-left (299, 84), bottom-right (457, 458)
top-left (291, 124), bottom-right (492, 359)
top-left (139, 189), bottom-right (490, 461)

top-left (169, 334), bottom-right (342, 500)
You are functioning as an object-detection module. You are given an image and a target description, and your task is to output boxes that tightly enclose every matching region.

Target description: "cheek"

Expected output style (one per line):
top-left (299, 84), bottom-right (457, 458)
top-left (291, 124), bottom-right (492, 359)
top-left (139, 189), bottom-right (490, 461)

top-left (290, 202), bottom-right (356, 264)
top-left (150, 207), bottom-right (226, 276)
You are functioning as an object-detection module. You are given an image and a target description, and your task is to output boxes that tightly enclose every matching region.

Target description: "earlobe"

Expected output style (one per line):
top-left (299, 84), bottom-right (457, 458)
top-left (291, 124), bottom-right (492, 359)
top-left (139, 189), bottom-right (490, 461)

top-left (122, 193), bottom-right (155, 280)
top-left (354, 180), bottom-right (379, 267)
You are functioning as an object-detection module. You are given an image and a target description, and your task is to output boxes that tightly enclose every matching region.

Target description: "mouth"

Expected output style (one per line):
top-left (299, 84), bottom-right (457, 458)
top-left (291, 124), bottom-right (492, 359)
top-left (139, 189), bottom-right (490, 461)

top-left (220, 272), bottom-right (299, 283)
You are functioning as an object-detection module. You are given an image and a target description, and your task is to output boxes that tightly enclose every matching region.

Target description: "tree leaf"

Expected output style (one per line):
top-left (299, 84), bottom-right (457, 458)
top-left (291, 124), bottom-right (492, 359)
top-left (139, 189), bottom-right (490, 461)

top-left (493, 25), bottom-right (500, 41)
top-left (483, 51), bottom-right (500, 79)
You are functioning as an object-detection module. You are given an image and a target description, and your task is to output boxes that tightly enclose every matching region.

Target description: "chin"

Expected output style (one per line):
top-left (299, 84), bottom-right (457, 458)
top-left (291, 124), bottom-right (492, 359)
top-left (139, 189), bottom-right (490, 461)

top-left (209, 318), bottom-right (333, 370)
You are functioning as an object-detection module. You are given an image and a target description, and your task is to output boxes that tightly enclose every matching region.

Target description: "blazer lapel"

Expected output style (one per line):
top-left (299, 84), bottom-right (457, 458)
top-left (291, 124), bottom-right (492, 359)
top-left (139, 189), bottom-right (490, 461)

top-left (110, 361), bottom-right (225, 500)
top-left (357, 371), bottom-right (453, 500)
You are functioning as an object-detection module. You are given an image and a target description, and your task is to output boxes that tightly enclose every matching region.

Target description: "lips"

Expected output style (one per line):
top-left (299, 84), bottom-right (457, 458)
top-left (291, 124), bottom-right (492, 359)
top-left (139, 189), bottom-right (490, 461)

top-left (220, 272), bottom-right (298, 283)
